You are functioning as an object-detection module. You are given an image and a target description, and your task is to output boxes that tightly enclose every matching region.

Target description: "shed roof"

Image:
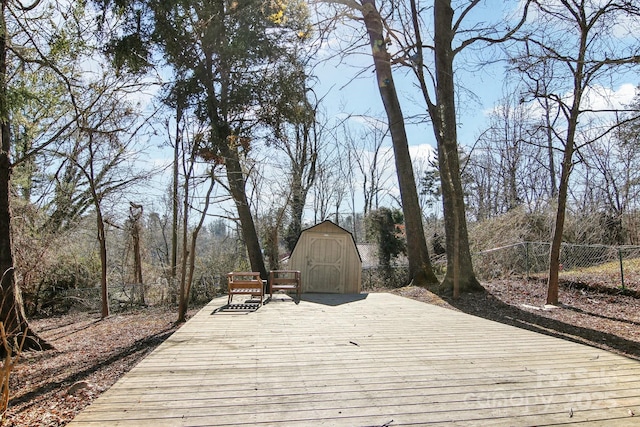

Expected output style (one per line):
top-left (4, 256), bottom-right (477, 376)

top-left (296, 220), bottom-right (362, 262)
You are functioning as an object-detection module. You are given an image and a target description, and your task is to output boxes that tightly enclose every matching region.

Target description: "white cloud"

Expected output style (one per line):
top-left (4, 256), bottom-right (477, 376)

top-left (484, 82), bottom-right (637, 127)
top-left (410, 143), bottom-right (437, 164)
top-left (582, 83), bottom-right (637, 111)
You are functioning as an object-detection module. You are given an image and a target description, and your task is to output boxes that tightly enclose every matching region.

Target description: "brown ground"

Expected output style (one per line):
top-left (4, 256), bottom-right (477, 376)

top-left (4, 278), bottom-right (640, 426)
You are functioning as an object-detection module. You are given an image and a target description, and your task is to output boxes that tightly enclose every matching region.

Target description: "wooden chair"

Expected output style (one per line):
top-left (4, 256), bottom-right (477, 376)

top-left (268, 270), bottom-right (301, 302)
top-left (227, 272), bottom-right (264, 305)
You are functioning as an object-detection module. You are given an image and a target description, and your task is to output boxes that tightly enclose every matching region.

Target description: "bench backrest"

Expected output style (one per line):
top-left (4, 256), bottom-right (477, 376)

top-left (228, 272), bottom-right (260, 280)
top-left (269, 270), bottom-right (301, 285)
top-left (228, 272), bottom-right (261, 286)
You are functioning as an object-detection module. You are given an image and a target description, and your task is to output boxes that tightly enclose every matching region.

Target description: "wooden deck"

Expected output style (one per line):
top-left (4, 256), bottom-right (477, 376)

top-left (69, 293), bottom-right (640, 426)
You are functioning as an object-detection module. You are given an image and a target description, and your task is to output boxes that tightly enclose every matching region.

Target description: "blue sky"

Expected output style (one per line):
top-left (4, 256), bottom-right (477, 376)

top-left (308, 12), bottom-right (509, 165)
top-left (310, 6), bottom-right (639, 162)
top-left (140, 1), bottom-right (639, 222)
top-left (303, 1), bottom-right (639, 220)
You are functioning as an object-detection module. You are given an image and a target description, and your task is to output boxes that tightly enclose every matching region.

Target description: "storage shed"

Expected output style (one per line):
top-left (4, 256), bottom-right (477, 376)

top-left (289, 220), bottom-right (362, 294)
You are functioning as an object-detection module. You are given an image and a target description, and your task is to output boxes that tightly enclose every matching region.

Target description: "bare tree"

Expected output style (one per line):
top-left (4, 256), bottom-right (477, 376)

top-left (128, 202), bottom-right (144, 304)
top-left (517, 60), bottom-right (562, 199)
top-left (322, 0), bottom-right (438, 286)
top-left (322, 0), bottom-right (532, 293)
top-left (171, 113), bottom-right (223, 323)
top-left (178, 170), bottom-right (216, 323)
top-left (364, 0), bottom-right (440, 285)
top-left (341, 118), bottom-right (394, 216)
top-left (68, 77), bottom-right (151, 318)
top-left (413, 154), bottom-right (439, 221)
top-left (268, 84), bottom-right (320, 252)
top-left (511, 0), bottom-right (640, 304)
top-left (398, 0), bottom-right (532, 295)
top-left (468, 89), bottom-right (551, 219)
top-left (332, 141), bottom-right (353, 227)
top-left (284, 120), bottom-right (318, 251)
top-left (575, 108), bottom-right (640, 244)
top-left (0, 0), bottom-right (121, 347)
top-left (312, 148), bottom-right (342, 223)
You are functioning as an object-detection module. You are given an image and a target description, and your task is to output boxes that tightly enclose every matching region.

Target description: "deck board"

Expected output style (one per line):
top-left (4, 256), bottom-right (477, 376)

top-left (69, 293), bottom-right (640, 426)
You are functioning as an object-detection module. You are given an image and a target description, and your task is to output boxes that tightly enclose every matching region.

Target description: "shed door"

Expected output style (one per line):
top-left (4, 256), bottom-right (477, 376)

top-left (306, 234), bottom-right (346, 293)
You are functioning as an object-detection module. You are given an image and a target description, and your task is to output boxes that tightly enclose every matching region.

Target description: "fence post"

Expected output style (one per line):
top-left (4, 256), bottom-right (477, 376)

top-left (525, 242), bottom-right (529, 279)
top-left (618, 248), bottom-right (625, 290)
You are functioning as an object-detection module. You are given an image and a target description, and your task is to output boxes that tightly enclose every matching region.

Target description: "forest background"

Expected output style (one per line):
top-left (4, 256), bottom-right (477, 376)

top-left (0, 0), bottom-right (638, 348)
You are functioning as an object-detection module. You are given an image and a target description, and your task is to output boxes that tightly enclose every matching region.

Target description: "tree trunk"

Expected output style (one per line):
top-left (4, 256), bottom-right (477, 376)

top-left (286, 165), bottom-right (305, 252)
top-left (286, 190), bottom-right (303, 252)
top-left (285, 122), bottom-right (316, 252)
top-left (177, 161), bottom-right (191, 323)
top-left (204, 0), bottom-right (266, 280)
top-left (430, 0), bottom-right (482, 294)
top-left (222, 143), bottom-right (267, 279)
top-left (0, 154), bottom-right (51, 353)
top-left (170, 104), bottom-right (181, 305)
top-left (547, 105), bottom-right (579, 305)
top-left (547, 135), bottom-right (576, 304)
top-left (360, 0), bottom-right (438, 287)
top-left (130, 203), bottom-right (144, 305)
top-left (96, 206), bottom-right (109, 318)
top-left (545, 3), bottom-right (590, 305)
top-left (543, 97), bottom-right (557, 198)
top-left (266, 223), bottom-right (280, 271)
top-left (0, 0), bottom-right (51, 352)
top-left (178, 171), bottom-right (215, 323)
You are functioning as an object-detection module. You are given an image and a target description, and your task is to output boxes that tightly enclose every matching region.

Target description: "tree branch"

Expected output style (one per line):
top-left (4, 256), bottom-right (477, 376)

top-left (454, 0), bottom-right (533, 56)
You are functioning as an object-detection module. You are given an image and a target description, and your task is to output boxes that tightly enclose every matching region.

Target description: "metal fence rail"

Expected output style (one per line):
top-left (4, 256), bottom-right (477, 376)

top-left (55, 242), bottom-right (640, 311)
top-left (361, 241), bottom-right (640, 290)
top-left (473, 241), bottom-right (640, 289)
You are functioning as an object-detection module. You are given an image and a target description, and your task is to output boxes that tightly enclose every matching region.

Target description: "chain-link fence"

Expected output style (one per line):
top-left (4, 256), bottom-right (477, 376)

top-left (473, 241), bottom-right (640, 289)
top-left (359, 243), bottom-right (411, 289)
top-left (51, 241), bottom-right (640, 310)
top-left (55, 275), bottom-right (227, 314)
top-left (360, 241), bottom-right (640, 290)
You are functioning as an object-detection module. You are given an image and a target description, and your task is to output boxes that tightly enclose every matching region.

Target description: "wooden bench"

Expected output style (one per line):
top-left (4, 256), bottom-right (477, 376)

top-left (227, 272), bottom-right (264, 306)
top-left (269, 270), bottom-right (301, 302)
